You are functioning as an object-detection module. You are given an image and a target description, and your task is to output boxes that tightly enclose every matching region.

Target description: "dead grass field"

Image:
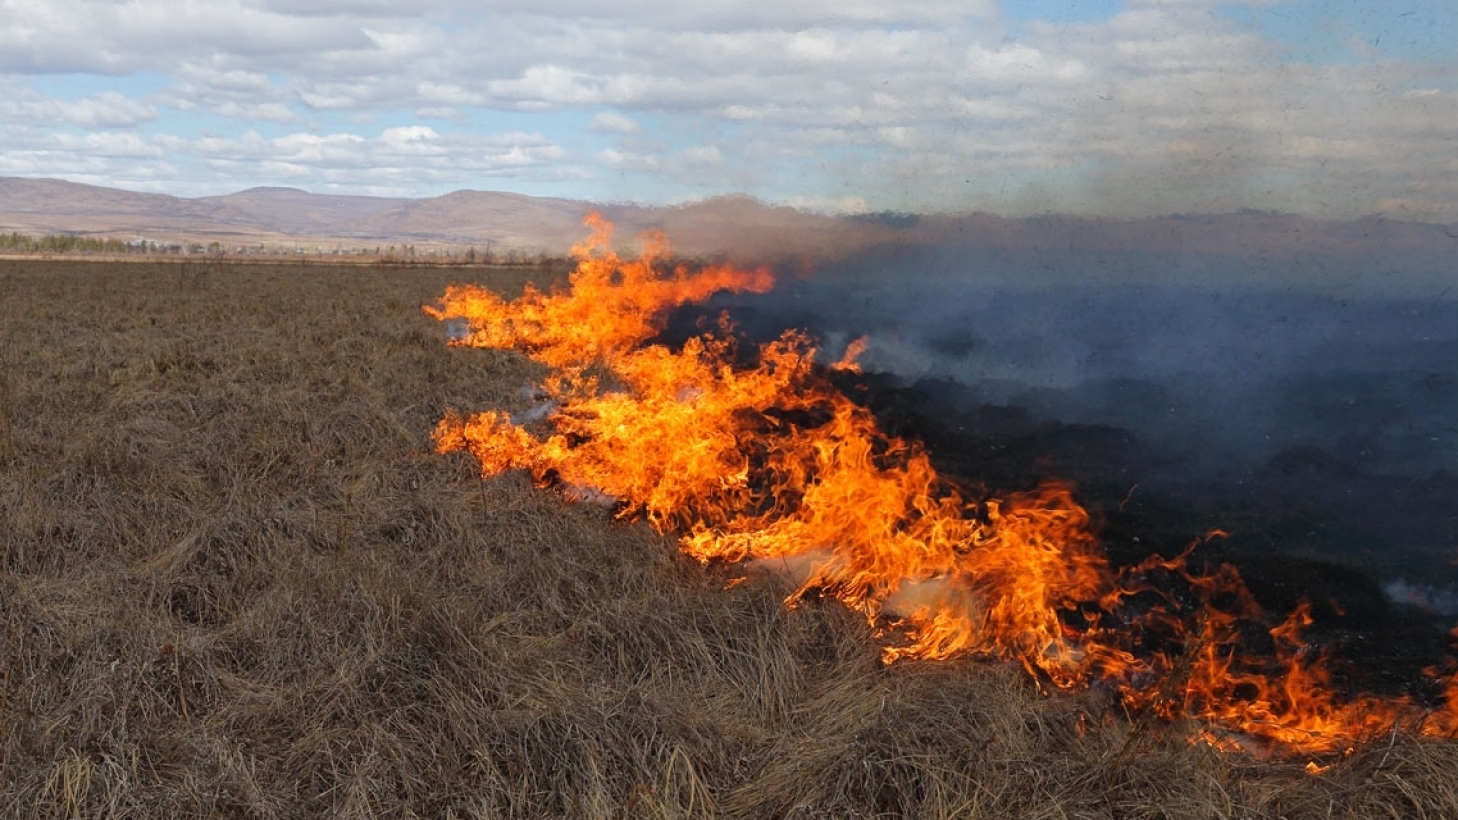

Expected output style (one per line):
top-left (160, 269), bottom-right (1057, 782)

top-left (2, 258), bottom-right (1456, 819)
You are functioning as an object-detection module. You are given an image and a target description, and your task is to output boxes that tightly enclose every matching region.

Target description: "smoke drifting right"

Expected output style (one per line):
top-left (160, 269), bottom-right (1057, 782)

top-left (661, 217), bottom-right (1458, 690)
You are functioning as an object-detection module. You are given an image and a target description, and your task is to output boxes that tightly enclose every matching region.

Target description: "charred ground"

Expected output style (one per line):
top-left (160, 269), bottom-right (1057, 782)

top-left (658, 242), bottom-right (1456, 702)
top-left (818, 370), bottom-right (1456, 701)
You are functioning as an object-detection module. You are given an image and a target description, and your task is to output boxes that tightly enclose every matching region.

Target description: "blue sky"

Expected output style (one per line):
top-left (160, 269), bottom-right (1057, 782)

top-left (1, 0), bottom-right (1454, 218)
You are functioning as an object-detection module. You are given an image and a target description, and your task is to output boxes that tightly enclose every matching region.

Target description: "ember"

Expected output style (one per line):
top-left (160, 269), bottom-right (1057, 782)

top-left (427, 215), bottom-right (1458, 759)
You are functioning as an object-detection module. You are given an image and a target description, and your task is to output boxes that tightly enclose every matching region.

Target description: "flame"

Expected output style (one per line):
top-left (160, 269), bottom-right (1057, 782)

top-left (427, 214), bottom-right (1458, 759)
top-left (832, 336), bottom-right (868, 373)
top-left (1178, 599), bottom-right (1414, 756)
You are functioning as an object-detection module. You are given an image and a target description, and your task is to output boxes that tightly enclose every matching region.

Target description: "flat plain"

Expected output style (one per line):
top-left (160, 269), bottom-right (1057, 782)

top-left (2, 258), bottom-right (1455, 818)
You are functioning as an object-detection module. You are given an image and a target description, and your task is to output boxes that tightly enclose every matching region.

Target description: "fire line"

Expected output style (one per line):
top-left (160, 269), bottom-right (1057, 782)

top-left (425, 213), bottom-right (1458, 760)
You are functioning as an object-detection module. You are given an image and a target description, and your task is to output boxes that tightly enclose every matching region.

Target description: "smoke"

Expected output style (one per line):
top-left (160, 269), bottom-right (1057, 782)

top-left (1385, 580), bottom-right (1458, 620)
top-left (702, 217), bottom-right (1458, 479)
top-left (657, 213), bottom-right (1457, 602)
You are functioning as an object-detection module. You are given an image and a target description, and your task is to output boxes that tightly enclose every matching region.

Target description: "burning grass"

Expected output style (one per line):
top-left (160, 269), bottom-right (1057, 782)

top-left (429, 216), bottom-right (1457, 756)
top-left (2, 256), bottom-right (1456, 818)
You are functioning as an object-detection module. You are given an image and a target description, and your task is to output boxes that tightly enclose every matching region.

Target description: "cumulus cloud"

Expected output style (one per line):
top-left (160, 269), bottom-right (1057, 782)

top-left (0, 0), bottom-right (1451, 216)
top-left (599, 144), bottom-right (722, 174)
top-left (212, 101), bottom-right (300, 123)
top-left (473, 0), bottom-right (998, 30)
top-left (0, 124), bottom-right (180, 192)
top-left (589, 112), bottom-right (641, 133)
top-left (194, 127), bottom-right (566, 174)
top-left (778, 195), bottom-right (873, 215)
top-left (0, 120), bottom-right (572, 196)
top-left (0, 0), bottom-right (373, 74)
top-left (0, 89), bottom-right (156, 128)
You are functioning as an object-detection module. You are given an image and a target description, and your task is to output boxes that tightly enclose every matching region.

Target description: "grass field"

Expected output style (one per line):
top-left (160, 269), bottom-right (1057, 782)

top-left (2, 258), bottom-right (1456, 818)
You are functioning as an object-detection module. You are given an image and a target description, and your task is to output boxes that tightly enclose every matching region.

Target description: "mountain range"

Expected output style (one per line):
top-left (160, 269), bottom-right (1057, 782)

top-left (0, 177), bottom-right (873, 259)
top-left (2, 176), bottom-right (1455, 276)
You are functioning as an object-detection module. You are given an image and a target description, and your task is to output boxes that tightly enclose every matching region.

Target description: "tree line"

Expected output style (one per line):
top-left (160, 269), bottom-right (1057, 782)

top-left (0, 233), bottom-right (134, 254)
top-left (0, 232), bottom-right (568, 266)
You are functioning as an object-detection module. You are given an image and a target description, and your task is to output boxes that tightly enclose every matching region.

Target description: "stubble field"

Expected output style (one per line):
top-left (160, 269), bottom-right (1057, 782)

top-left (1, 258), bottom-right (1455, 818)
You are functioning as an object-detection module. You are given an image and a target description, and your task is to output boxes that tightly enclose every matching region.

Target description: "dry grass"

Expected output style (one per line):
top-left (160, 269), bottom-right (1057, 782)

top-left (1, 258), bottom-right (1455, 819)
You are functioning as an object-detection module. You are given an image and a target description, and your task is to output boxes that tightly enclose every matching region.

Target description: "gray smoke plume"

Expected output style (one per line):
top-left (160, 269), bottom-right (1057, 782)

top-left (710, 214), bottom-right (1457, 478)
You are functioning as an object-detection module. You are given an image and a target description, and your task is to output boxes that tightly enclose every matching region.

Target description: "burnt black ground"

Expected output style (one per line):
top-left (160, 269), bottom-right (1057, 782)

top-left (654, 293), bottom-right (1457, 702)
top-left (656, 239), bottom-right (1458, 703)
top-left (826, 369), bottom-right (1457, 701)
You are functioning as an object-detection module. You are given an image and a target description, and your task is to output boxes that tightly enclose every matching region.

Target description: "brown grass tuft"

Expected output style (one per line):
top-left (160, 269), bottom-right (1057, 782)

top-left (1, 258), bottom-right (1455, 818)
top-left (0, 368), bottom-right (15, 464)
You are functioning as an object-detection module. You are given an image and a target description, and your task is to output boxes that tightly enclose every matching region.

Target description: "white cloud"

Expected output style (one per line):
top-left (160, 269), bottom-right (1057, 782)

top-left (156, 63), bottom-right (301, 121)
top-left (0, 0), bottom-right (374, 74)
top-left (680, 145), bottom-right (722, 166)
top-left (470, 0), bottom-right (997, 30)
top-left (599, 144), bottom-right (723, 175)
top-left (416, 82), bottom-right (485, 107)
top-left (0, 89), bottom-right (155, 128)
top-left (0, 0), bottom-right (1451, 217)
top-left (589, 112), bottom-right (641, 133)
top-left (213, 101), bottom-right (300, 123)
top-left (778, 194), bottom-right (872, 215)
top-left (0, 121), bottom-right (575, 196)
top-left (599, 148), bottom-right (659, 173)
top-left (52, 131), bottom-right (166, 158)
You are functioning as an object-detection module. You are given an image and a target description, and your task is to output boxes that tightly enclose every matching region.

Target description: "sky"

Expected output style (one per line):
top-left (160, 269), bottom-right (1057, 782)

top-left (0, 0), bottom-right (1454, 218)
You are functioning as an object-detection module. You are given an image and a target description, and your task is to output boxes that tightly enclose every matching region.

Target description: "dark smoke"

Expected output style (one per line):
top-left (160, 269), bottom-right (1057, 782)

top-left (712, 221), bottom-right (1457, 478)
top-left (666, 214), bottom-right (1458, 629)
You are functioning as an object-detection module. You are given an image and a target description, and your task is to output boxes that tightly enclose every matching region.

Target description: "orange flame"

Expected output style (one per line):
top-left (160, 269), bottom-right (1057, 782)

top-left (832, 336), bottom-right (868, 373)
top-left (427, 214), bottom-right (1458, 759)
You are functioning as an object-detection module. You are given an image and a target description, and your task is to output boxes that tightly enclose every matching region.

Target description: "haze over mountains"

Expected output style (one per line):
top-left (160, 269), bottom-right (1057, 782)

top-left (3, 177), bottom-right (1455, 280)
top-left (0, 176), bottom-right (872, 258)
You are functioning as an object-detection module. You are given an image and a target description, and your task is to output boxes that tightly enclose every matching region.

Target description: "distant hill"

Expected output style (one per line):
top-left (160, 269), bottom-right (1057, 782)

top-left (0, 177), bottom-right (877, 258)
top-left (0, 177), bottom-right (270, 238)
top-left (196, 187), bottom-right (403, 236)
top-left (341, 189), bottom-right (594, 251)
top-left (1, 177), bottom-right (1454, 277)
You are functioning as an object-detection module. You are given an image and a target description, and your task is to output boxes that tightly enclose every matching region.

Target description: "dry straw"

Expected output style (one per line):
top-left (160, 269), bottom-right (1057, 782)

top-left (0, 257), bottom-right (1453, 819)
